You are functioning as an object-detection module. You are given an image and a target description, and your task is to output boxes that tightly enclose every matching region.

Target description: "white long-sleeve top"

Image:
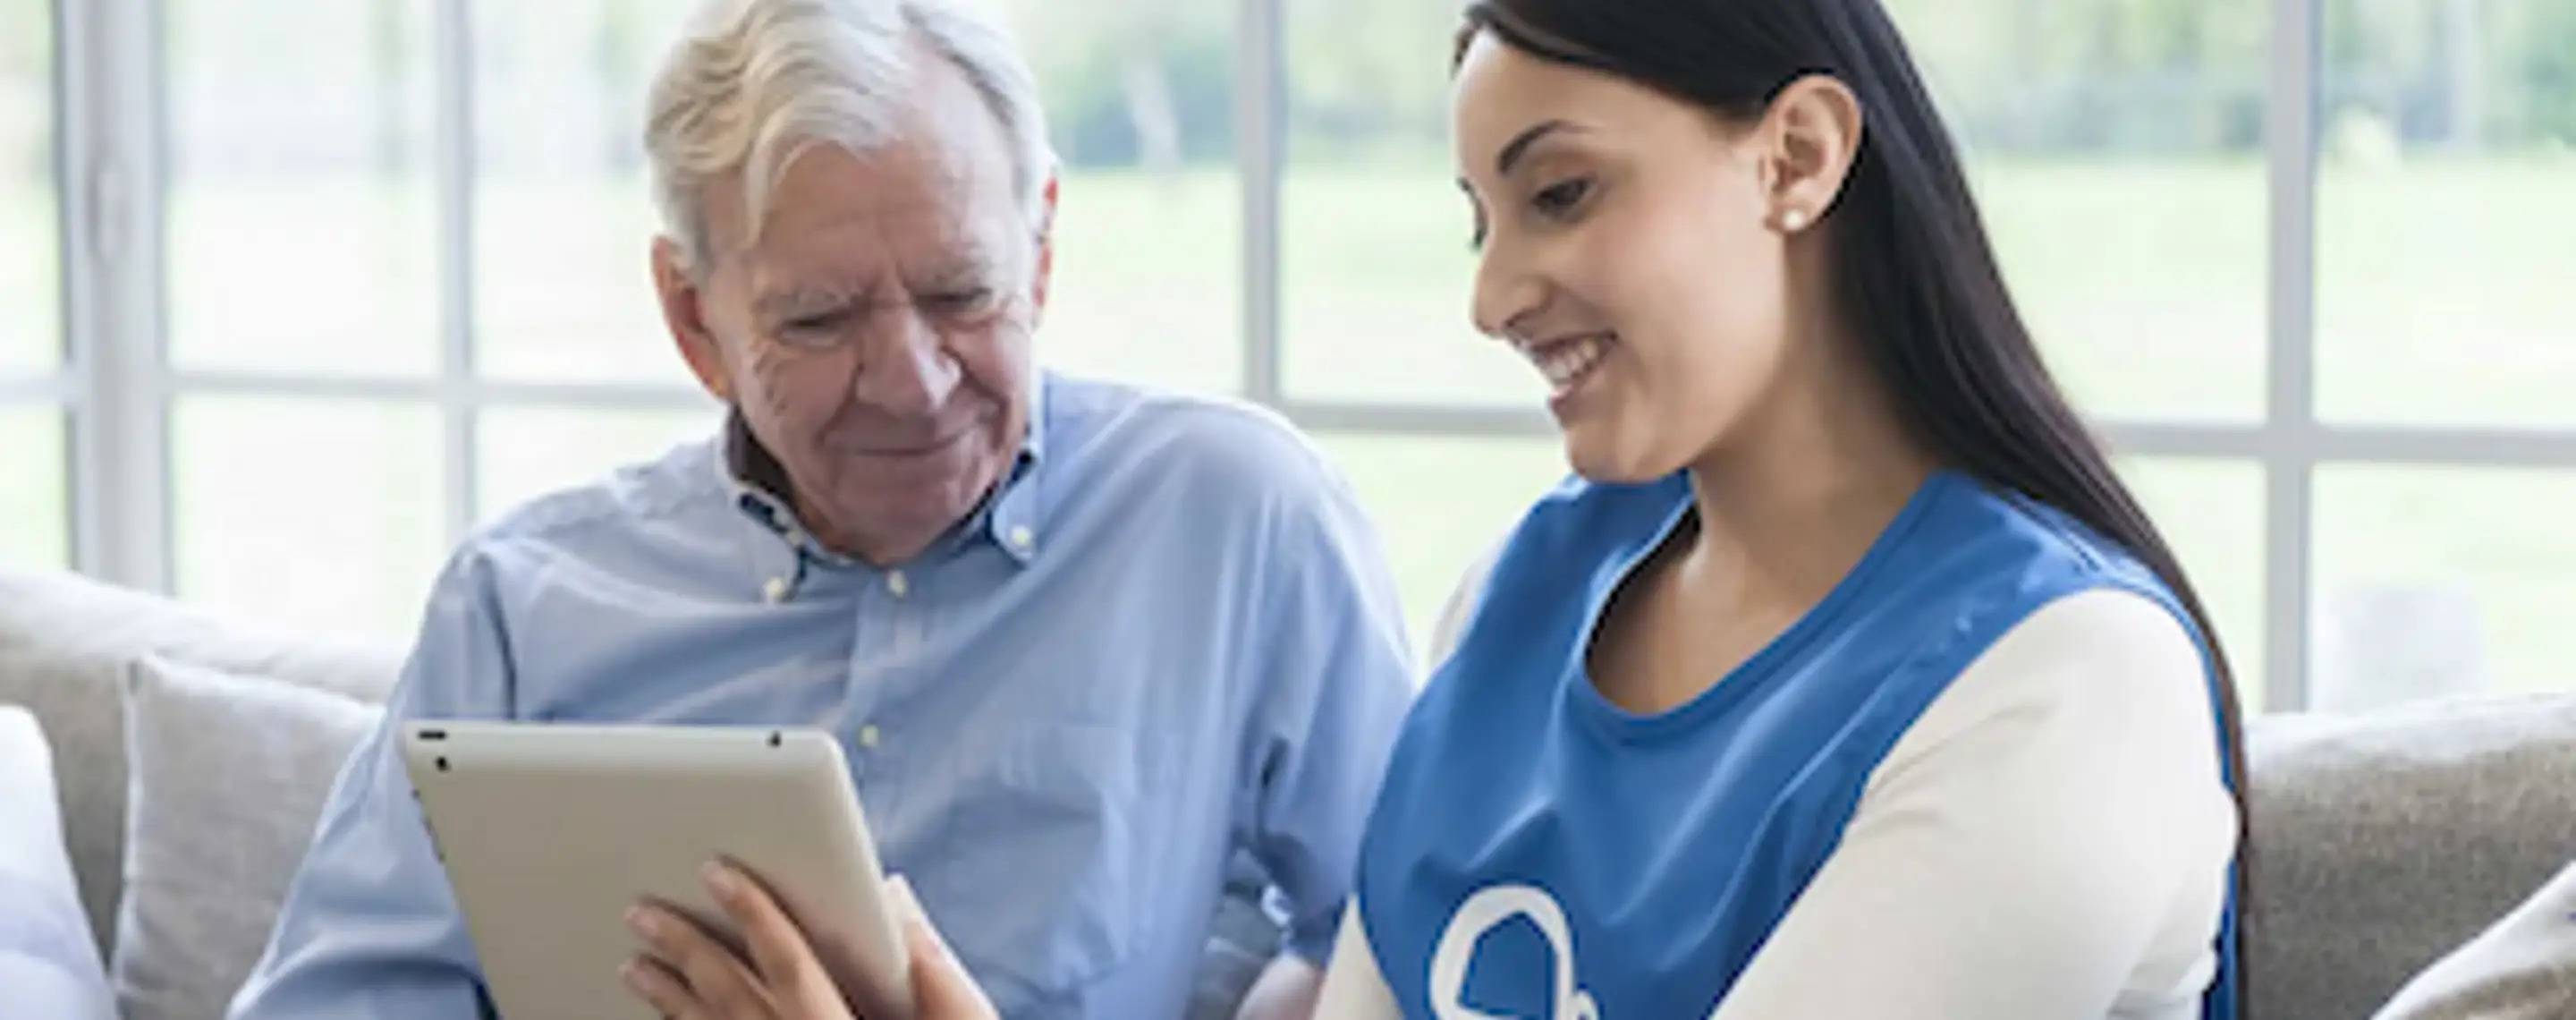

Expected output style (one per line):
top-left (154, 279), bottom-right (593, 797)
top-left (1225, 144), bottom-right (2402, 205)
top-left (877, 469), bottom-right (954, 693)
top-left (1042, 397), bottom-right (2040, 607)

top-left (1315, 570), bottom-right (2238, 1020)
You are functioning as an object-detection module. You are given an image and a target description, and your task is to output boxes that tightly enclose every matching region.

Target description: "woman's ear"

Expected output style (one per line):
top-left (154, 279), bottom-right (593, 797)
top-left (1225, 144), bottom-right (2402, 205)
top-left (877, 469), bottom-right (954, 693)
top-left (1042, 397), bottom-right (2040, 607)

top-left (1758, 75), bottom-right (1865, 234)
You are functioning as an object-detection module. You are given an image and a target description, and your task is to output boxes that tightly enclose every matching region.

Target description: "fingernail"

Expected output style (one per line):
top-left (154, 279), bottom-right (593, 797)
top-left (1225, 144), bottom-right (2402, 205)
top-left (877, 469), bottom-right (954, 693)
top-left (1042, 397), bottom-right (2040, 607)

top-left (625, 906), bottom-right (657, 937)
top-left (620, 961), bottom-right (643, 986)
top-left (703, 860), bottom-right (739, 896)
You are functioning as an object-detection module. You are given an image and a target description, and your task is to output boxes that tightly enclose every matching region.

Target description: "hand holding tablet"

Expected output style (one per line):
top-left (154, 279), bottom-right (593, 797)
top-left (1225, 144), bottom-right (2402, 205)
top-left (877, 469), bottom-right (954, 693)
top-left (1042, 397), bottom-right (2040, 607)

top-left (402, 722), bottom-right (1000, 1019)
top-left (622, 866), bottom-right (998, 1020)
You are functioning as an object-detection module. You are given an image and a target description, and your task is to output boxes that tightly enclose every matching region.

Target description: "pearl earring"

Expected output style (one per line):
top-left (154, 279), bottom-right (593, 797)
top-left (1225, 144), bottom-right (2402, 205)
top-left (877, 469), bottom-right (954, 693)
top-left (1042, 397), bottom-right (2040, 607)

top-left (1781, 208), bottom-right (1811, 234)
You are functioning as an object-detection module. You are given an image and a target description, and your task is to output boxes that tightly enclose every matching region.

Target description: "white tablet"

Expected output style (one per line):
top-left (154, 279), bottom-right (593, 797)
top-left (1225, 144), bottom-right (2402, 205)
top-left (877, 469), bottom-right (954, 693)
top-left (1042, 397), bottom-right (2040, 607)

top-left (402, 721), bottom-right (912, 1019)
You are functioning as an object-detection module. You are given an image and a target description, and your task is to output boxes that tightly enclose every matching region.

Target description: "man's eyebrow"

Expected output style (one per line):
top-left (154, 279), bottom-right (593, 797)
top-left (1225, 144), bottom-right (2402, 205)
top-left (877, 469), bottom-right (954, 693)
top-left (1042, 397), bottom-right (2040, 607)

top-left (932, 261), bottom-right (999, 288)
top-left (752, 287), bottom-right (853, 319)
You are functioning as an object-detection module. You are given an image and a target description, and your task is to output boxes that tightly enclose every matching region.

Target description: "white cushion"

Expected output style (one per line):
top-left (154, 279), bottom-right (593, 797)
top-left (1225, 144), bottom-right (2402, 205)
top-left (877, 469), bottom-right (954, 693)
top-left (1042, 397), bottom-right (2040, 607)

top-left (0, 706), bottom-right (117, 1020)
top-left (0, 567), bottom-right (402, 954)
top-left (112, 657), bottom-right (382, 1020)
top-left (2376, 862), bottom-right (2576, 1019)
top-left (0, 642), bottom-right (128, 959)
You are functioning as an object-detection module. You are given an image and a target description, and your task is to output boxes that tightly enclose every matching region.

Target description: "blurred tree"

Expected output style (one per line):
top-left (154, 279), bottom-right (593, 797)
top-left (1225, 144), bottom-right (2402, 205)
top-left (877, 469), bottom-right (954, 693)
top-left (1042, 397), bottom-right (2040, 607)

top-left (0, 0), bottom-right (38, 71)
top-left (372, 0), bottom-right (411, 177)
top-left (1896, 0), bottom-right (2264, 155)
top-left (2506, 0), bottom-right (2576, 144)
top-left (597, 0), bottom-right (674, 172)
top-left (1284, 0), bottom-right (1460, 160)
top-left (1, 0), bottom-right (47, 180)
top-left (531, 0), bottom-right (2576, 170)
top-left (2325, 0), bottom-right (2573, 149)
top-left (1001, 0), bottom-right (1233, 169)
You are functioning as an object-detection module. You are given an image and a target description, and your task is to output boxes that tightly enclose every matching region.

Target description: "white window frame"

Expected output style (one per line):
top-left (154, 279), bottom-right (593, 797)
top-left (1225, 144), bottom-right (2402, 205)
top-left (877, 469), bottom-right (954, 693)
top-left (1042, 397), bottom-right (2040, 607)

top-left (47, 0), bottom-right (710, 592)
top-left (16, 0), bottom-right (2576, 711)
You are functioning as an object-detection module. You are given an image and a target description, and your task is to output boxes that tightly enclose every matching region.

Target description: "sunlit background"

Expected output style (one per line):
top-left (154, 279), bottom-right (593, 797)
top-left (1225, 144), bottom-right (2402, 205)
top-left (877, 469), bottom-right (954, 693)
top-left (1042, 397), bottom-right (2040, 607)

top-left (4, 0), bottom-right (2572, 713)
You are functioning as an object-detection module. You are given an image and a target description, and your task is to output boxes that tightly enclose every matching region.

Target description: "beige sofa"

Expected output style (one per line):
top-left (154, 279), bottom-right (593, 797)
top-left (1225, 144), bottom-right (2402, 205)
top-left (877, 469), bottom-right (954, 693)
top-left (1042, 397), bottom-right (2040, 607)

top-left (5, 565), bottom-right (2576, 1018)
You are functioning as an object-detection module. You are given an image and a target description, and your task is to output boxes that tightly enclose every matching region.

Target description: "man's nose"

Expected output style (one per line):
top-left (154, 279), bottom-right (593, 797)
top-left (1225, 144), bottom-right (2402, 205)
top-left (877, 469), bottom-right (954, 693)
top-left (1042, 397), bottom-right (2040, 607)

top-left (852, 310), bottom-right (961, 417)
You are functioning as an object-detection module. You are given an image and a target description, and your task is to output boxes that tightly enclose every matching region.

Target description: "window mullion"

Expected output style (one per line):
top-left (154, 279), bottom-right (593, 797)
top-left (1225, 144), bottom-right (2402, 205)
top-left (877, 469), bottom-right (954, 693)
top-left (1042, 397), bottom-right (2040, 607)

top-left (62, 0), bottom-right (172, 591)
top-left (1237, 0), bottom-right (1284, 406)
top-left (2265, 0), bottom-right (2323, 710)
top-left (435, 0), bottom-right (479, 542)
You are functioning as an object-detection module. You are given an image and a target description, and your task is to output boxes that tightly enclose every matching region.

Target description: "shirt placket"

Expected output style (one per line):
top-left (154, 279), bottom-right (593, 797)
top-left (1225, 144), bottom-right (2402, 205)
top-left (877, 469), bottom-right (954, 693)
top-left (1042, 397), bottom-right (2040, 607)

top-left (840, 560), bottom-right (919, 781)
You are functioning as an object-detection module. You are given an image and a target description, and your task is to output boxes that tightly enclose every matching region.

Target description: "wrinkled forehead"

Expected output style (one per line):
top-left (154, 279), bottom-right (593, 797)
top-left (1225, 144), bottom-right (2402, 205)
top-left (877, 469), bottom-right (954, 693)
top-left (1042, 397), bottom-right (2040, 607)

top-left (715, 44), bottom-right (1030, 273)
top-left (720, 136), bottom-right (1029, 298)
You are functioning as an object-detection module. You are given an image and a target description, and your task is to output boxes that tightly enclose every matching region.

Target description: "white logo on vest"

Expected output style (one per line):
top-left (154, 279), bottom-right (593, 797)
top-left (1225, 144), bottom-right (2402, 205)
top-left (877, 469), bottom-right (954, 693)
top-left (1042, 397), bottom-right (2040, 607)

top-left (1428, 884), bottom-right (1601, 1020)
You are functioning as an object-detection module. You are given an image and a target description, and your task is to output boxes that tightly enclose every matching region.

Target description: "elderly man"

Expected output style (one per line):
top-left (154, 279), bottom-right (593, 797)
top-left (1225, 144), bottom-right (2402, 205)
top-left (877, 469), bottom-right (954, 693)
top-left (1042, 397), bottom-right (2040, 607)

top-left (226, 0), bottom-right (1413, 1016)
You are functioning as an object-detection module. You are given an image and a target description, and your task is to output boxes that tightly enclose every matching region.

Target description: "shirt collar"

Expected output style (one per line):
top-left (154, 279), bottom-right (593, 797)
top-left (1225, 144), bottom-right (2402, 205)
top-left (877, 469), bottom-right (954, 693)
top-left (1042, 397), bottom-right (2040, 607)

top-left (716, 377), bottom-right (1050, 569)
top-left (984, 374), bottom-right (1048, 565)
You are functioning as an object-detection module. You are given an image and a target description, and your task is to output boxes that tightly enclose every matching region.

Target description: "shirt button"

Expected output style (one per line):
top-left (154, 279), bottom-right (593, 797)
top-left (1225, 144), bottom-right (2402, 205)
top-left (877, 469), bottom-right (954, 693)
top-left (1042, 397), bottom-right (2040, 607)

top-left (1008, 525), bottom-right (1036, 551)
top-left (761, 576), bottom-right (791, 604)
top-left (886, 571), bottom-right (910, 599)
top-left (858, 725), bottom-right (882, 749)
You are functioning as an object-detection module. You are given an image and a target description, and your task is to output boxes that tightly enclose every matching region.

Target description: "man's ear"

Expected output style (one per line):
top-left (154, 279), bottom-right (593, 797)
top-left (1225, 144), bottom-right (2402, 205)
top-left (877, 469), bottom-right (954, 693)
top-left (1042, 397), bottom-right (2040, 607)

top-left (653, 236), bottom-right (734, 404)
top-left (1029, 173), bottom-right (1060, 327)
top-left (1757, 74), bottom-right (1864, 234)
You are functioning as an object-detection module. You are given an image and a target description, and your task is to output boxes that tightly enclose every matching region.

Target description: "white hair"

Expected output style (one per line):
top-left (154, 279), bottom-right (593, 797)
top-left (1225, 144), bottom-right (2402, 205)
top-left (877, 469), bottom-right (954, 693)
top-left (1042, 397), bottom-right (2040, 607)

top-left (646, 0), bottom-right (1055, 275)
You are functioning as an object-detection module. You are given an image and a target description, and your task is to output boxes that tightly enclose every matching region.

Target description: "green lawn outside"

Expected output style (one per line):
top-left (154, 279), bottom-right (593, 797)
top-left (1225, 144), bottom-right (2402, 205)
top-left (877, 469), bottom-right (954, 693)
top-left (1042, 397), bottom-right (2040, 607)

top-left (1, 177), bottom-right (58, 373)
top-left (2, 157), bottom-right (2571, 705)
top-left (164, 396), bottom-right (449, 641)
top-left (2316, 467), bottom-right (2576, 701)
top-left (0, 407), bottom-right (66, 568)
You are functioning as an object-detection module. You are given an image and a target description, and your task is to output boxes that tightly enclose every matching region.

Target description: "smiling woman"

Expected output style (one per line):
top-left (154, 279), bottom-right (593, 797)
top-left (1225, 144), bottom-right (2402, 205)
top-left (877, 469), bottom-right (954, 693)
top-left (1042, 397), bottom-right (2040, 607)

top-left (1317, 1), bottom-right (2249, 1017)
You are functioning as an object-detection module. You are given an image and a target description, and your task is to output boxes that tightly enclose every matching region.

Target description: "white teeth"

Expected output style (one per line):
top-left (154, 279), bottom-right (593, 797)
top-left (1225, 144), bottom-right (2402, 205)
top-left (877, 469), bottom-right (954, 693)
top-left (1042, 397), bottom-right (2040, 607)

top-left (1527, 335), bottom-right (1611, 393)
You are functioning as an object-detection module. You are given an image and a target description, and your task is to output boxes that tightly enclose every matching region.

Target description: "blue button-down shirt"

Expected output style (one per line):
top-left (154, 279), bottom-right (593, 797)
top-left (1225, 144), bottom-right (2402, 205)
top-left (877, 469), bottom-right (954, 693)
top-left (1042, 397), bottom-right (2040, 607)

top-left (229, 373), bottom-right (1417, 1019)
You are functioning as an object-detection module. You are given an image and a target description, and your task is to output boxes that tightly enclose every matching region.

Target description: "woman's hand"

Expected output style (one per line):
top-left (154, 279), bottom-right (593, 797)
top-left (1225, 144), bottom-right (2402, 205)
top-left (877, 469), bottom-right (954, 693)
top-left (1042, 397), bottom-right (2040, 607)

top-left (623, 861), bottom-right (996, 1020)
top-left (884, 876), bottom-right (1000, 1020)
top-left (623, 860), bottom-right (857, 1019)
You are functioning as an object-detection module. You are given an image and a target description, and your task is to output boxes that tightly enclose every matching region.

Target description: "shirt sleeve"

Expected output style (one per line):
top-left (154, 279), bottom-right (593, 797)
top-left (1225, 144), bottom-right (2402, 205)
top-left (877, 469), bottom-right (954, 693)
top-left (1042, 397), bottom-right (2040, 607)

top-left (1240, 463), bottom-right (1419, 966)
top-left (1708, 588), bottom-right (2239, 1020)
top-left (1313, 903), bottom-right (1405, 1020)
top-left (1425, 540), bottom-right (1502, 672)
top-left (227, 550), bottom-right (518, 1020)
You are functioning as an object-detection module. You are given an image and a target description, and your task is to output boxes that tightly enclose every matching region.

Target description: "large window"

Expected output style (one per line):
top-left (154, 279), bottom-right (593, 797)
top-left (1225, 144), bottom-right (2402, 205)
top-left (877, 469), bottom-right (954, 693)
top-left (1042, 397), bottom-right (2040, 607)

top-left (1894, 0), bottom-right (2272, 702)
top-left (473, 0), bottom-right (697, 386)
top-left (2, 0), bottom-right (55, 369)
top-left (0, 406), bottom-right (67, 567)
top-left (2304, 0), bottom-right (2576, 709)
top-left (1, 0), bottom-right (64, 570)
top-left (1282, 0), bottom-right (1527, 409)
top-left (1903, 0), bottom-right (2271, 424)
top-left (20, 0), bottom-right (2576, 710)
top-left (1001, 0), bottom-right (1242, 395)
top-left (162, 0), bottom-right (444, 633)
top-left (2318, 0), bottom-right (2576, 428)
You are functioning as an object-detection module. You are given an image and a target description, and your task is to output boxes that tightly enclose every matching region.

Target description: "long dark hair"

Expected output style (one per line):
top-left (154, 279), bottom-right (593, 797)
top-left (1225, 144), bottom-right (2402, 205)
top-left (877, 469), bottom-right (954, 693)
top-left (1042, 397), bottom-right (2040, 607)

top-left (1459, 0), bottom-right (2251, 1001)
